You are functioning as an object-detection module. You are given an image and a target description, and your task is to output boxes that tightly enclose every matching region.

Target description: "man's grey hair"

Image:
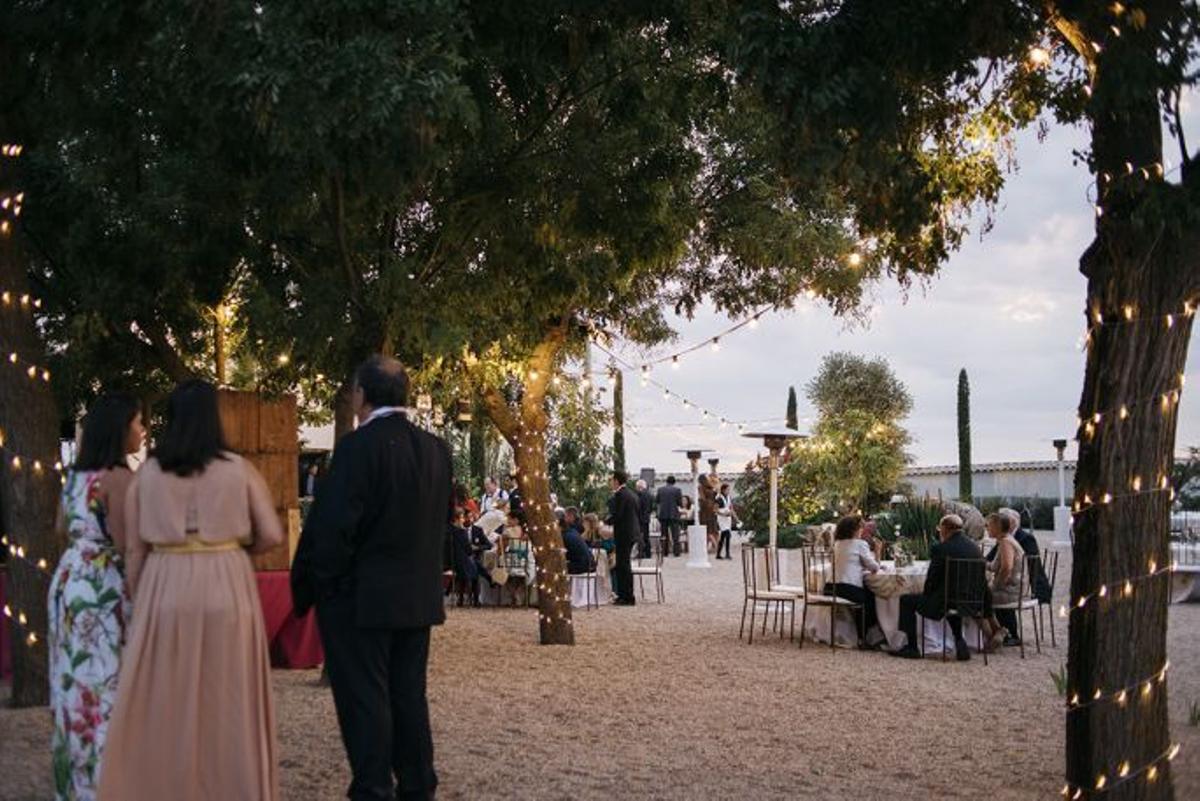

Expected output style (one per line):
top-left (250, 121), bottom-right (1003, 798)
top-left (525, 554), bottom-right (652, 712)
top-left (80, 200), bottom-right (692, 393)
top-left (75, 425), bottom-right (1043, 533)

top-left (635, 479), bottom-right (647, 490)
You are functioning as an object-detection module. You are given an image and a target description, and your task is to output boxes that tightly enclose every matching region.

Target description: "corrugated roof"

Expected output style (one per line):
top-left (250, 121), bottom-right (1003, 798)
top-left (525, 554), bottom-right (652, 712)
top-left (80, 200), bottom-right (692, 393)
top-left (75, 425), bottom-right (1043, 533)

top-left (904, 460), bottom-right (1077, 476)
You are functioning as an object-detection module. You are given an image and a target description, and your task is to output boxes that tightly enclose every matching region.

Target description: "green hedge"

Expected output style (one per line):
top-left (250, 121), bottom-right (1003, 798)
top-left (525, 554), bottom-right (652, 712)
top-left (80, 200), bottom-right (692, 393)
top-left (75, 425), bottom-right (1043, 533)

top-left (972, 496), bottom-right (1057, 530)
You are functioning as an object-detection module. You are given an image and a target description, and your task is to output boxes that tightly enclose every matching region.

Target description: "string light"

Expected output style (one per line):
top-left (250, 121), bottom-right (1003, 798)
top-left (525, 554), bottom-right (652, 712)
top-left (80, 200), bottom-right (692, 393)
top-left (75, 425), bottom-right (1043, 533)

top-left (634, 304), bottom-right (774, 371)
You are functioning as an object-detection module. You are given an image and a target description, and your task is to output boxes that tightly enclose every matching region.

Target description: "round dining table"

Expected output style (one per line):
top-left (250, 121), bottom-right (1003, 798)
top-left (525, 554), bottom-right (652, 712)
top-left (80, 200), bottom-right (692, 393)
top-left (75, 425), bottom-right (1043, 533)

top-left (800, 559), bottom-right (984, 653)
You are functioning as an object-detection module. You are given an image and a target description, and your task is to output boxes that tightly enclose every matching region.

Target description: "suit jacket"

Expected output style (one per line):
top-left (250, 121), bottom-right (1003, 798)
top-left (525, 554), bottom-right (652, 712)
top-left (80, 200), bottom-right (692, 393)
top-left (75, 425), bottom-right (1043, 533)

top-left (562, 528), bottom-right (596, 574)
top-left (922, 532), bottom-right (986, 620)
top-left (655, 484), bottom-right (683, 520)
top-left (291, 413), bottom-right (453, 629)
top-left (607, 485), bottom-right (641, 546)
top-left (446, 524), bottom-right (478, 582)
top-left (636, 489), bottom-right (654, 532)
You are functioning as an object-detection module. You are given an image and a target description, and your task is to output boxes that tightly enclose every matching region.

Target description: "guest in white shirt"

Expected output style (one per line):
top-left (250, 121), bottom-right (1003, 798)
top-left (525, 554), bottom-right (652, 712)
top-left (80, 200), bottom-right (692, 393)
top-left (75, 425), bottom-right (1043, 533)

top-left (480, 476), bottom-right (508, 514)
top-left (823, 515), bottom-right (883, 644)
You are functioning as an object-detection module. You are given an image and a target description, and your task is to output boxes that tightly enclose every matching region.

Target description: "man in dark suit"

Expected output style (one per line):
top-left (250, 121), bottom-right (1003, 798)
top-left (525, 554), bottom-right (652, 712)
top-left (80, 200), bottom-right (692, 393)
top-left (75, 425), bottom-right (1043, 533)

top-left (892, 514), bottom-right (987, 662)
top-left (562, 525), bottom-right (596, 575)
top-left (606, 470), bottom-right (640, 605)
top-left (292, 355), bottom-right (452, 801)
top-left (655, 475), bottom-right (684, 557)
top-left (635, 479), bottom-right (654, 558)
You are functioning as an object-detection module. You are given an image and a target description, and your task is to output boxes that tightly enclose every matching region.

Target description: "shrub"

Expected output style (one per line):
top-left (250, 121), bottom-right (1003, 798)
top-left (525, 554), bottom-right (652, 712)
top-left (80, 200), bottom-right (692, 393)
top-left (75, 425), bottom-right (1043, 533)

top-left (973, 496), bottom-right (1056, 530)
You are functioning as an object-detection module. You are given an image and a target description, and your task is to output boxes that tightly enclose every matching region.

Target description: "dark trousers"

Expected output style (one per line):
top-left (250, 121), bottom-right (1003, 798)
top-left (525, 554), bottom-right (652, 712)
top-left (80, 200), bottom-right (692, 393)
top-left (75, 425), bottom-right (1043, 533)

top-left (716, 529), bottom-right (732, 559)
top-left (613, 535), bottom-right (635, 602)
top-left (658, 518), bottom-right (681, 556)
top-left (899, 594), bottom-right (963, 652)
top-left (995, 608), bottom-right (1019, 640)
top-left (824, 582), bottom-right (878, 640)
top-left (317, 595), bottom-right (438, 801)
top-left (639, 523), bottom-right (652, 559)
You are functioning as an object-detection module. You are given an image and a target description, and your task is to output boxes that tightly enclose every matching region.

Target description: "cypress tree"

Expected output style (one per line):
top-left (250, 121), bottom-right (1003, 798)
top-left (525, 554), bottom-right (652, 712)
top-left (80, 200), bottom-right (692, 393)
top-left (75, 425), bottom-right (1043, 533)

top-left (957, 368), bottom-right (972, 501)
top-left (613, 369), bottom-right (626, 473)
top-left (786, 385), bottom-right (798, 429)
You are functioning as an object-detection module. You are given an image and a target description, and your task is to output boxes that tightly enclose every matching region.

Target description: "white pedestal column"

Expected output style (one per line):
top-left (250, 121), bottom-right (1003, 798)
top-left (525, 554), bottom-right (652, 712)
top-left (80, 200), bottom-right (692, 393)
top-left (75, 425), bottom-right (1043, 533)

top-left (686, 524), bottom-right (711, 568)
top-left (1053, 506), bottom-right (1073, 541)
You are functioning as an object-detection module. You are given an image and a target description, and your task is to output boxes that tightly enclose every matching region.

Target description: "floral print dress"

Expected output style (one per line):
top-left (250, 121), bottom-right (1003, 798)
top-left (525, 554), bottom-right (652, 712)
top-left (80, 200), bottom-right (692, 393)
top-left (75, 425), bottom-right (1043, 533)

top-left (47, 470), bottom-right (129, 801)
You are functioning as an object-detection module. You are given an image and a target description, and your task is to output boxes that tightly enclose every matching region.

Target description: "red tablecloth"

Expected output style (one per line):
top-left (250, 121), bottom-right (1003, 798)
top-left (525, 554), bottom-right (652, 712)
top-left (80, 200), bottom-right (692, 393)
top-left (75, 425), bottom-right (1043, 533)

top-left (0, 573), bottom-right (11, 682)
top-left (255, 571), bottom-right (324, 669)
top-left (0, 571), bottom-right (319, 683)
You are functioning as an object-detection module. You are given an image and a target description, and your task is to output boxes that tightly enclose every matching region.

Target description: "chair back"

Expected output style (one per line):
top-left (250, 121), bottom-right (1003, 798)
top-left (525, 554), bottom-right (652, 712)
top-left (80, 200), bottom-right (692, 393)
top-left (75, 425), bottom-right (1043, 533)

top-left (943, 556), bottom-right (988, 617)
top-left (502, 545), bottom-right (530, 577)
top-left (741, 546), bottom-right (770, 597)
top-left (800, 545), bottom-right (834, 597)
top-left (638, 536), bottom-right (664, 566)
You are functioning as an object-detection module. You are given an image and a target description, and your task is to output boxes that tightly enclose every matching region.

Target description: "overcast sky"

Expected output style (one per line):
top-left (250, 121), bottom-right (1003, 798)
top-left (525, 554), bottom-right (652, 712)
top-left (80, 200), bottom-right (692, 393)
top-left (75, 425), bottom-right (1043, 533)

top-left (604, 120), bottom-right (1200, 473)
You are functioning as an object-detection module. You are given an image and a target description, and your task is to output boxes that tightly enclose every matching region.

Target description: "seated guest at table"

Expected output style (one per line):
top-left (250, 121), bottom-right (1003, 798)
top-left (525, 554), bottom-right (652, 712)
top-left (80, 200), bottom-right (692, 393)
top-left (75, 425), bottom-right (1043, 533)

top-left (823, 515), bottom-right (882, 643)
top-left (563, 524), bottom-right (596, 575)
top-left (1000, 507), bottom-right (1051, 604)
top-left (563, 506), bottom-right (583, 536)
top-left (446, 508), bottom-right (480, 606)
top-left (464, 508), bottom-right (496, 587)
top-left (679, 494), bottom-right (694, 523)
top-left (454, 482), bottom-right (480, 519)
top-left (978, 512), bottom-right (1025, 650)
top-left (582, 513), bottom-right (613, 552)
top-left (892, 514), bottom-right (987, 662)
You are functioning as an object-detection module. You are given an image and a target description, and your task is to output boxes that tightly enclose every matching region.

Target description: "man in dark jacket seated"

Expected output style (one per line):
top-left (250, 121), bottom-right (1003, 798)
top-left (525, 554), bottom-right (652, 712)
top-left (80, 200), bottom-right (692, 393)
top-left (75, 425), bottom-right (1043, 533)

top-left (986, 508), bottom-right (1052, 645)
top-left (562, 524), bottom-right (596, 575)
top-left (892, 514), bottom-right (988, 662)
top-left (446, 509), bottom-right (480, 606)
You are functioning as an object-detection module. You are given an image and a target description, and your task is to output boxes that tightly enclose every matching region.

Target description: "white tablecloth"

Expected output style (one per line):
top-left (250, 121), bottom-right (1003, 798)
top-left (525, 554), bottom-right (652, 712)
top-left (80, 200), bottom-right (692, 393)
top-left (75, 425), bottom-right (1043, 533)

top-left (796, 560), bottom-right (983, 653)
top-left (569, 553), bottom-right (613, 608)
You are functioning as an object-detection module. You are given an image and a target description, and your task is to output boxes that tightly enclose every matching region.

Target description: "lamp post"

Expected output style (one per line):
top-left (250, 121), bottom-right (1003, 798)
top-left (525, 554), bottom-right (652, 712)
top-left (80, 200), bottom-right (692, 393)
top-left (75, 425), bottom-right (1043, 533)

top-left (1052, 438), bottom-right (1072, 541)
top-left (673, 447), bottom-right (714, 568)
top-left (741, 428), bottom-right (806, 551)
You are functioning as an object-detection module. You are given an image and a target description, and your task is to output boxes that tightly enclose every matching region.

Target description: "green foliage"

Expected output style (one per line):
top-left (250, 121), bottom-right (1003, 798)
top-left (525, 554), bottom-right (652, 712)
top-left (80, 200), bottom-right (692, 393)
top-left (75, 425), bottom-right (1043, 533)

top-left (881, 498), bottom-right (942, 561)
top-left (783, 353), bottom-right (913, 514)
top-left (1051, 664), bottom-right (1069, 698)
top-left (973, 496), bottom-right (1053, 531)
top-left (750, 525), bottom-right (810, 549)
top-left (734, 457), bottom-right (830, 536)
top-left (786, 386), bottom-right (799, 430)
top-left (546, 383), bottom-right (613, 515)
top-left (957, 369), bottom-right (972, 501)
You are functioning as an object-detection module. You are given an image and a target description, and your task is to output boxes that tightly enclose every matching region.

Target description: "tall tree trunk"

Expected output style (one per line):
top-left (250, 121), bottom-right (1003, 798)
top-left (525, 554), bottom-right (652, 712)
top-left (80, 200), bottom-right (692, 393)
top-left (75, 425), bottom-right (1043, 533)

top-left (612, 369), bottom-right (625, 474)
top-left (957, 368), bottom-right (971, 502)
top-left (477, 326), bottom-right (574, 645)
top-left (1064, 14), bottom-right (1198, 795)
top-left (0, 226), bottom-right (62, 707)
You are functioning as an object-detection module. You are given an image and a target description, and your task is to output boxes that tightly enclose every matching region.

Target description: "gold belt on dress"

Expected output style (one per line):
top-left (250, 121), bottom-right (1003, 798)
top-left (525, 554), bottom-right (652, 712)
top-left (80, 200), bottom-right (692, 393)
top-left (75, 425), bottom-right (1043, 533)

top-left (151, 535), bottom-right (246, 554)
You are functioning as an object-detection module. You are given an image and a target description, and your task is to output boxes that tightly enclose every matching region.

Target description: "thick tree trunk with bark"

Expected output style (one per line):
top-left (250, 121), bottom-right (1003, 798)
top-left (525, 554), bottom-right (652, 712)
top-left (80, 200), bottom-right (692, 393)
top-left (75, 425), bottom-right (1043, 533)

top-left (0, 232), bottom-right (63, 708)
top-left (511, 425), bottom-right (574, 645)
top-left (477, 326), bottom-right (575, 645)
top-left (1063, 12), bottom-right (1199, 794)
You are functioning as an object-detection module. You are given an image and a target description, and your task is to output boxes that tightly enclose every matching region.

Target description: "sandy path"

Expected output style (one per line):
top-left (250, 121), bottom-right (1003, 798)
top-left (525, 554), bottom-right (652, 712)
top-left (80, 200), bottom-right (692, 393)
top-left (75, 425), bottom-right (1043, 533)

top-left (3, 540), bottom-right (1198, 800)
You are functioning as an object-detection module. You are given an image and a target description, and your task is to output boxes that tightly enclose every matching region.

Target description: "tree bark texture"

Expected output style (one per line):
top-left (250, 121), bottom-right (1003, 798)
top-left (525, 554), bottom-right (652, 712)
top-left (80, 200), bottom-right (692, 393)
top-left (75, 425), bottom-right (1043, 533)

top-left (1063, 7), bottom-right (1199, 794)
top-left (478, 327), bottom-right (574, 645)
top-left (0, 230), bottom-right (63, 707)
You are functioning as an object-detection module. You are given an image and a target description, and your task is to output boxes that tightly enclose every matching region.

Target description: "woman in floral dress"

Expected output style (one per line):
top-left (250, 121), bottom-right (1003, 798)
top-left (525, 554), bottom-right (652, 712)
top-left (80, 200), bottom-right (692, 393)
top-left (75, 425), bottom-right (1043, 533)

top-left (48, 394), bottom-right (144, 801)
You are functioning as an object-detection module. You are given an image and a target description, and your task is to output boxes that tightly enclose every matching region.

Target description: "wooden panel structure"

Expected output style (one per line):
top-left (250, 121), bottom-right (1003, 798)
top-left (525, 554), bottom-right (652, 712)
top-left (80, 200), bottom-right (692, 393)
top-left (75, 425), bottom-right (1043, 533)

top-left (218, 391), bottom-right (300, 571)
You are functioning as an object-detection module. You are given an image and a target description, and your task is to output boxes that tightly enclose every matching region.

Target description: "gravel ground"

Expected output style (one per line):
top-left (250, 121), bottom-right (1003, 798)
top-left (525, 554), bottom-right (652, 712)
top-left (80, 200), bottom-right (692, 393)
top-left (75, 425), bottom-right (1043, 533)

top-left (3, 539), bottom-right (1198, 800)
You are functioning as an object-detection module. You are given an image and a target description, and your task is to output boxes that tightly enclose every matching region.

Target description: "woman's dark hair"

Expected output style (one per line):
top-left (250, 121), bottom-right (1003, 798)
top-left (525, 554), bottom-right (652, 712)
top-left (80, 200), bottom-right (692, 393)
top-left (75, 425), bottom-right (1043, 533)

top-left (153, 380), bottom-right (230, 477)
top-left (74, 394), bottom-right (140, 472)
top-left (835, 515), bottom-right (863, 541)
top-left (354, 355), bottom-right (409, 409)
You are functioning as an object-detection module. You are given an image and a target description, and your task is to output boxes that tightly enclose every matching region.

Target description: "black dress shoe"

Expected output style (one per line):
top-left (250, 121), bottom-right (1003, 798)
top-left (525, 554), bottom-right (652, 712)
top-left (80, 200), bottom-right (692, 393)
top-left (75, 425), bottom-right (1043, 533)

top-left (889, 647), bottom-right (921, 659)
top-left (614, 598), bottom-right (636, 606)
top-left (955, 639), bottom-right (971, 662)
top-left (1003, 635), bottom-right (1021, 647)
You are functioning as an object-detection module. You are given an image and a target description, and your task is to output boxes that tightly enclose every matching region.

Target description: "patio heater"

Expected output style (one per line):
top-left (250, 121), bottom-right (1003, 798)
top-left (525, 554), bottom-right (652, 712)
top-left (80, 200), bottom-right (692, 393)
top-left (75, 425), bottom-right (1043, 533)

top-left (672, 447), bottom-right (714, 568)
top-left (740, 428), bottom-right (806, 551)
top-left (1052, 438), bottom-right (1072, 541)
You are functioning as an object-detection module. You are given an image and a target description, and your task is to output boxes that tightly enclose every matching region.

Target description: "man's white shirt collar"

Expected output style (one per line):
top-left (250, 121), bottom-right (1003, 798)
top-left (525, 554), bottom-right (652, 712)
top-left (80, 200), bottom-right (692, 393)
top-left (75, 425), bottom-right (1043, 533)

top-left (361, 406), bottom-right (405, 427)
